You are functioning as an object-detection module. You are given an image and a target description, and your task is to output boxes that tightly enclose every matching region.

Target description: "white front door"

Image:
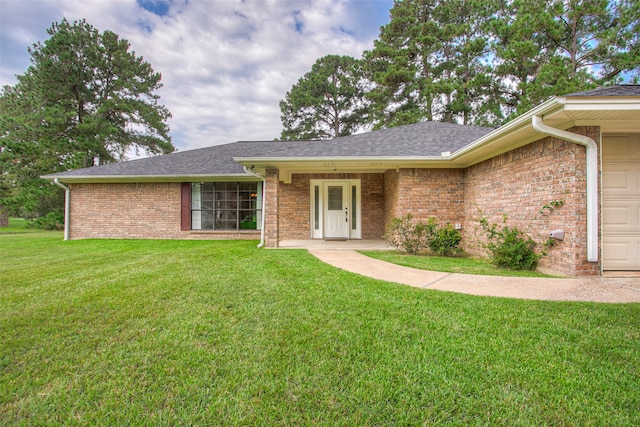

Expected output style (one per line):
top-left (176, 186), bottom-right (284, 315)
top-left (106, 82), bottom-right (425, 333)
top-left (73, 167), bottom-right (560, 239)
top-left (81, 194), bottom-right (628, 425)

top-left (323, 182), bottom-right (350, 239)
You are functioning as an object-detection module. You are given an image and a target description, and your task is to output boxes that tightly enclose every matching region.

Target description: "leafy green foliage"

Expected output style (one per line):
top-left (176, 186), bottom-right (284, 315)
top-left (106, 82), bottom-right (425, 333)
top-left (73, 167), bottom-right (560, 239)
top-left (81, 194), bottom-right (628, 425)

top-left (280, 55), bottom-right (371, 140)
top-left (428, 222), bottom-right (463, 257)
top-left (25, 211), bottom-right (64, 230)
top-left (365, 0), bottom-right (506, 128)
top-left (362, 0), bottom-right (639, 129)
top-left (384, 214), bottom-right (430, 254)
top-left (479, 217), bottom-right (541, 270)
top-left (492, 0), bottom-right (640, 118)
top-left (0, 18), bottom-right (174, 218)
top-left (385, 214), bottom-right (462, 256)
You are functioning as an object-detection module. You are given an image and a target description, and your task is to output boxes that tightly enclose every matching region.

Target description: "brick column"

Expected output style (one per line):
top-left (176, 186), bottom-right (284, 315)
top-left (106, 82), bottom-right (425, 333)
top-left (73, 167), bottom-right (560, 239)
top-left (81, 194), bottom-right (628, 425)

top-left (264, 168), bottom-right (280, 247)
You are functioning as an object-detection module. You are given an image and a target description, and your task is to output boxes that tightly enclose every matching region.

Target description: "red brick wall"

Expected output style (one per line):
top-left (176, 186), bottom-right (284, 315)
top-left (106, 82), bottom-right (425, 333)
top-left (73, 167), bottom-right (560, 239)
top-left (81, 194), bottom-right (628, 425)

top-left (384, 168), bottom-right (465, 230)
top-left (264, 169), bottom-right (280, 247)
top-left (463, 127), bottom-right (601, 276)
top-left (362, 174), bottom-right (385, 239)
top-left (272, 173), bottom-right (386, 242)
top-left (68, 182), bottom-right (259, 241)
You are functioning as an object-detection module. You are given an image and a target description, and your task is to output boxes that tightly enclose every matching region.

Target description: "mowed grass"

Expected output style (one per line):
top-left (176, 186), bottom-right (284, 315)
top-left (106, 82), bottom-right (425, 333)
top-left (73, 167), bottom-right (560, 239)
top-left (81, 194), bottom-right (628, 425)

top-left (360, 250), bottom-right (556, 277)
top-left (1, 233), bottom-right (639, 426)
top-left (0, 218), bottom-right (41, 234)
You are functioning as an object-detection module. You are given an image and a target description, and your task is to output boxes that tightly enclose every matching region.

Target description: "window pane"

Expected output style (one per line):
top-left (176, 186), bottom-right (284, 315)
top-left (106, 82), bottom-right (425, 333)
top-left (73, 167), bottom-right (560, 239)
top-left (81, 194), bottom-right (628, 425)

top-left (256, 182), bottom-right (262, 231)
top-left (192, 209), bottom-right (213, 230)
top-left (327, 186), bottom-right (343, 210)
top-left (191, 182), bottom-right (260, 231)
top-left (191, 183), bottom-right (202, 209)
top-left (352, 185), bottom-right (357, 230)
top-left (240, 210), bottom-right (257, 229)
top-left (314, 185), bottom-right (320, 230)
top-left (215, 210), bottom-right (237, 230)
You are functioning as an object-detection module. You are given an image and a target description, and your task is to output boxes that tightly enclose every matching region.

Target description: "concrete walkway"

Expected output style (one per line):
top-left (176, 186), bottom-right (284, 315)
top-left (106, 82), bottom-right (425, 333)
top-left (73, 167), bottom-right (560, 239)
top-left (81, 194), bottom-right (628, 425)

top-left (309, 249), bottom-right (640, 303)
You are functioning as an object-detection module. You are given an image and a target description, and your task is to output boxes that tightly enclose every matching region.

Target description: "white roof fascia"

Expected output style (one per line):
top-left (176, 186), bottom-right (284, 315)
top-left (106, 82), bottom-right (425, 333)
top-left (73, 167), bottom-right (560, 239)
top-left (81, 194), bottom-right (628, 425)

top-left (233, 156), bottom-right (445, 163)
top-left (449, 97), bottom-right (564, 162)
top-left (41, 174), bottom-right (255, 183)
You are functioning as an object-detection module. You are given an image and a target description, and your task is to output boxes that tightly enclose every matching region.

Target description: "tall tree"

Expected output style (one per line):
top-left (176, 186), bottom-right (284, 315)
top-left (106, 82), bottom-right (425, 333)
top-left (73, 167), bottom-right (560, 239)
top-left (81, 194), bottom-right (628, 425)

top-left (365, 0), bottom-right (502, 129)
top-left (364, 0), bottom-right (638, 128)
top-left (280, 55), bottom-right (370, 140)
top-left (0, 19), bottom-right (174, 219)
top-left (492, 0), bottom-right (640, 118)
top-left (366, 0), bottom-right (441, 129)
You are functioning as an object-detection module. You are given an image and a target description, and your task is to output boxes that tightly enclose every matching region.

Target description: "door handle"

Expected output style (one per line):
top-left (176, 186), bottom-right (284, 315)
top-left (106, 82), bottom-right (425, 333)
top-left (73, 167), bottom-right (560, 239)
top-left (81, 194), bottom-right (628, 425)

top-left (345, 207), bottom-right (348, 222)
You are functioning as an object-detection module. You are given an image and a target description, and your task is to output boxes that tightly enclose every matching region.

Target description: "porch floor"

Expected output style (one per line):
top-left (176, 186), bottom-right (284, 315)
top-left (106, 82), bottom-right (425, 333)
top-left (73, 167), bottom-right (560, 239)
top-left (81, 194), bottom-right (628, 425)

top-left (277, 239), bottom-right (393, 250)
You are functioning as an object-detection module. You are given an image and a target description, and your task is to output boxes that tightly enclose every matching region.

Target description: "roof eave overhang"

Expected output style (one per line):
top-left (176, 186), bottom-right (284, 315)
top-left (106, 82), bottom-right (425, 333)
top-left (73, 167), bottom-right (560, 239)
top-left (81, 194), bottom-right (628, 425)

top-left (449, 95), bottom-right (640, 166)
top-left (234, 97), bottom-right (576, 176)
top-left (41, 173), bottom-right (255, 184)
top-left (449, 97), bottom-right (566, 167)
top-left (234, 156), bottom-right (450, 182)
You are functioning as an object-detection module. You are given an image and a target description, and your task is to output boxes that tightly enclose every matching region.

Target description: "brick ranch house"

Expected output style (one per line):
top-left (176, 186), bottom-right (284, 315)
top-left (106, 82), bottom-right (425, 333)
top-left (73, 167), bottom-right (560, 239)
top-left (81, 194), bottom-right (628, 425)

top-left (44, 85), bottom-right (640, 276)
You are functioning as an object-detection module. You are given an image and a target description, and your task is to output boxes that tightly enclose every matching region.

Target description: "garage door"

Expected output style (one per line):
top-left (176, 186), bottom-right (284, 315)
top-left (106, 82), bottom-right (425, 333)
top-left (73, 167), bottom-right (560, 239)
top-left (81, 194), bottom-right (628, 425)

top-left (602, 134), bottom-right (640, 270)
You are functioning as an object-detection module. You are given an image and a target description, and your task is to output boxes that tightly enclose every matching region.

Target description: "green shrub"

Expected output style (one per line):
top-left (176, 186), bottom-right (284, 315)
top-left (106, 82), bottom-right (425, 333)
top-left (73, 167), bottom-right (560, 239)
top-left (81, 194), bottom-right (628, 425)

top-left (429, 223), bottom-right (463, 257)
top-left (384, 214), bottom-right (430, 254)
top-left (26, 212), bottom-right (64, 230)
top-left (479, 217), bottom-right (540, 270)
top-left (385, 215), bottom-right (462, 256)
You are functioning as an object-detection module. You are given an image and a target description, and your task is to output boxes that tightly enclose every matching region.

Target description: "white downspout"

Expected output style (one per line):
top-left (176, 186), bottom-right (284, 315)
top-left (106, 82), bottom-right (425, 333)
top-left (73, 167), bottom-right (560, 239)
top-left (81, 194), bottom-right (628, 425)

top-left (243, 167), bottom-right (266, 248)
top-left (531, 115), bottom-right (598, 262)
top-left (53, 178), bottom-right (70, 241)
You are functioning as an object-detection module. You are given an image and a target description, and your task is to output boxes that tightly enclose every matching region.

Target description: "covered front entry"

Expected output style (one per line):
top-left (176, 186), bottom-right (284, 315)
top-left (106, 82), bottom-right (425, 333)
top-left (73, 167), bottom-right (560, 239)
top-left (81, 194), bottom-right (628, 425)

top-left (602, 134), bottom-right (640, 271)
top-left (310, 179), bottom-right (361, 240)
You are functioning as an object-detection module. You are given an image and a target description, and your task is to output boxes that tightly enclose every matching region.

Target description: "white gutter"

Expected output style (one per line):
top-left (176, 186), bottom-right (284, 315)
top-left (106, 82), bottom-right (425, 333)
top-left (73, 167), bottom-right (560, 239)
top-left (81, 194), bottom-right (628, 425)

top-left (451, 97), bottom-right (563, 160)
top-left (234, 155), bottom-right (444, 162)
top-left (53, 178), bottom-right (70, 241)
top-left (243, 166), bottom-right (266, 248)
top-left (42, 173), bottom-right (254, 184)
top-left (531, 115), bottom-right (599, 262)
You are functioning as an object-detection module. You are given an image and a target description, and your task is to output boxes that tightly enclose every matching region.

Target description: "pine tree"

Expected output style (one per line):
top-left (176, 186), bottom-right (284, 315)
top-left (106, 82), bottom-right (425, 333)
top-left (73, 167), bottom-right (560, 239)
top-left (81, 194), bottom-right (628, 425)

top-left (280, 55), bottom-right (370, 140)
top-left (365, 0), bottom-right (502, 128)
top-left (0, 19), bottom-right (174, 219)
top-left (492, 0), bottom-right (640, 118)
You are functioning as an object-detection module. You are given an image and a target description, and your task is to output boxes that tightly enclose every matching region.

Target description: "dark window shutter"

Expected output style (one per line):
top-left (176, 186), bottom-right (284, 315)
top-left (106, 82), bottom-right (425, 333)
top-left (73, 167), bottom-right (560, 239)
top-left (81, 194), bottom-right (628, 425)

top-left (181, 183), bottom-right (191, 231)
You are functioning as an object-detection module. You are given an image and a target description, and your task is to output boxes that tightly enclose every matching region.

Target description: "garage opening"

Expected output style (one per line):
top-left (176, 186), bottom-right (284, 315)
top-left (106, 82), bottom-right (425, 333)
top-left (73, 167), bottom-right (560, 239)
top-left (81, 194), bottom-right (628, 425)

top-left (602, 134), bottom-right (640, 272)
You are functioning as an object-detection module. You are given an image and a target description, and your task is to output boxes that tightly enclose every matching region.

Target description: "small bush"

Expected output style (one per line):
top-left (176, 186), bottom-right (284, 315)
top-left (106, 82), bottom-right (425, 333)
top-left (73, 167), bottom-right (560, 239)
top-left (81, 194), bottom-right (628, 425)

top-left (429, 223), bottom-right (463, 257)
top-left (384, 214), bottom-right (430, 254)
top-left (479, 217), bottom-right (540, 270)
top-left (26, 212), bottom-right (64, 230)
top-left (385, 215), bottom-right (462, 256)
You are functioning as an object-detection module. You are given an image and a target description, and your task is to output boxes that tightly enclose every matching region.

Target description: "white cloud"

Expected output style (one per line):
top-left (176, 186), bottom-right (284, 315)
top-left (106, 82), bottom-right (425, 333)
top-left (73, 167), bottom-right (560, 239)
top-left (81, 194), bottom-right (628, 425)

top-left (0, 0), bottom-right (392, 153)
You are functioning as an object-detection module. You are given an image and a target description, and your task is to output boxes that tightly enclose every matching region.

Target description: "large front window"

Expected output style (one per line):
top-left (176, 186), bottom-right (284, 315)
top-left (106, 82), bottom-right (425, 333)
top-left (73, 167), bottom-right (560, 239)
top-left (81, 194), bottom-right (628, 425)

top-left (191, 182), bottom-right (262, 230)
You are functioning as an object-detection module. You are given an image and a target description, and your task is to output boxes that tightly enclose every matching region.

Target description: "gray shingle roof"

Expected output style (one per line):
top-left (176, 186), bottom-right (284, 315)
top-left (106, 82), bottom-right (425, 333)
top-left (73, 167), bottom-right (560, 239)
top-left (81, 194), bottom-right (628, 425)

top-left (565, 85), bottom-right (640, 97)
top-left (45, 121), bottom-right (494, 179)
top-left (44, 140), bottom-right (292, 178)
top-left (243, 121), bottom-right (495, 158)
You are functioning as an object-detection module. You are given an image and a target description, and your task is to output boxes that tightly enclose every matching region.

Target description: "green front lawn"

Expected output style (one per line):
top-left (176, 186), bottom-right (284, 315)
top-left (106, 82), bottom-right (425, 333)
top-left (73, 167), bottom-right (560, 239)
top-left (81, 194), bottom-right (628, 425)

top-left (1, 233), bottom-right (639, 425)
top-left (360, 250), bottom-right (556, 277)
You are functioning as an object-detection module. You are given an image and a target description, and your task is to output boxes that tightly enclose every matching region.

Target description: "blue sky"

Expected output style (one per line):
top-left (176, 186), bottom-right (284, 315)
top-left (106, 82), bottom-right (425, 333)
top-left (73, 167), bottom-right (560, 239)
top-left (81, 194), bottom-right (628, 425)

top-left (0, 0), bottom-right (393, 153)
